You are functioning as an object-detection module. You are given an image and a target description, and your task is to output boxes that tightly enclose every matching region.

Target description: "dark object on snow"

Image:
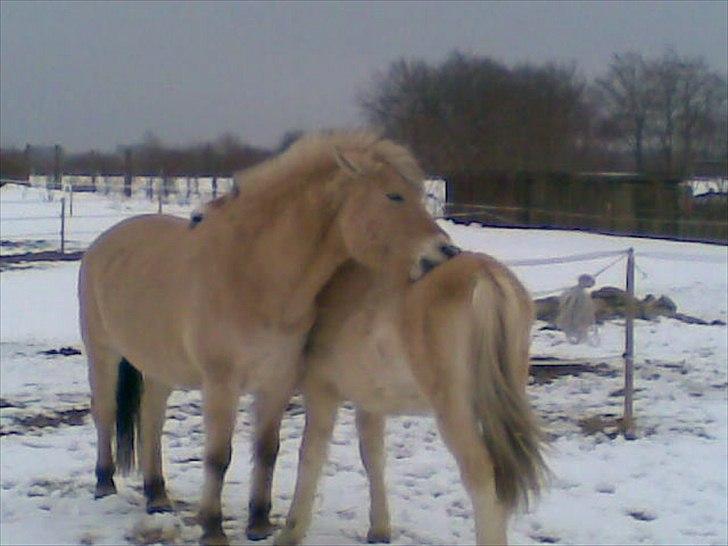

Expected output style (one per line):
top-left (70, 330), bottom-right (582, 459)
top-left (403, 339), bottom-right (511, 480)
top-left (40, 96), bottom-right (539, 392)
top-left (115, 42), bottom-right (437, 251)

top-left (535, 287), bottom-right (720, 326)
top-left (39, 346), bottom-right (82, 356)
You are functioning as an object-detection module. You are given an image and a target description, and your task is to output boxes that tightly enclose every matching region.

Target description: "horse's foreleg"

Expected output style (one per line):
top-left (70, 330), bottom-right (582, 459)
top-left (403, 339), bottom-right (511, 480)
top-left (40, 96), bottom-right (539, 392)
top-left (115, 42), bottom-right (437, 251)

top-left (87, 346), bottom-right (122, 499)
top-left (432, 395), bottom-right (508, 546)
top-left (140, 378), bottom-right (173, 513)
top-left (246, 383), bottom-right (295, 540)
top-left (274, 388), bottom-right (339, 546)
top-left (198, 378), bottom-right (240, 546)
top-left (356, 409), bottom-right (390, 543)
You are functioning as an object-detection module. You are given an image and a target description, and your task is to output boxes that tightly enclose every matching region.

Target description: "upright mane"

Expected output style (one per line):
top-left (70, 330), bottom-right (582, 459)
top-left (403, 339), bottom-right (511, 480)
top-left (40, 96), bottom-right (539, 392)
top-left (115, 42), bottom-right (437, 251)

top-left (230, 130), bottom-right (424, 206)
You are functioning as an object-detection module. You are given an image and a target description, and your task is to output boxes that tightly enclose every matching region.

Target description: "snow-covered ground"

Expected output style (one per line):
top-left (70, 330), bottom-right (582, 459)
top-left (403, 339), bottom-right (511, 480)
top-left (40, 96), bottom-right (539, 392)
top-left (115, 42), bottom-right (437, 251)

top-left (1, 185), bottom-right (726, 545)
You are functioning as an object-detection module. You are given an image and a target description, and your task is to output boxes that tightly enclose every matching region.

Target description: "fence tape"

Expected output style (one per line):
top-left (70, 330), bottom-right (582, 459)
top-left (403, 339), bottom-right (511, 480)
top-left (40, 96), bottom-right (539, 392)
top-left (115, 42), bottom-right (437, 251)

top-left (504, 249), bottom-right (629, 267)
top-left (636, 250), bottom-right (727, 264)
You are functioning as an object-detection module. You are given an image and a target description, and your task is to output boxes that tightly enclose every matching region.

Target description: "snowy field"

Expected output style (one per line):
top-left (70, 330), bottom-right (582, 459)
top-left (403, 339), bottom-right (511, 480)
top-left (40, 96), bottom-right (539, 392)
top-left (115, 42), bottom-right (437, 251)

top-left (1, 184), bottom-right (726, 545)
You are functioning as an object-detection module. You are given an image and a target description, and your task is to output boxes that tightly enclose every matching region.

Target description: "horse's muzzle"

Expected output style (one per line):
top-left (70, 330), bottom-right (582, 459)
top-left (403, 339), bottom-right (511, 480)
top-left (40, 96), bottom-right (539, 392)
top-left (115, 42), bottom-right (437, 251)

top-left (410, 241), bottom-right (461, 281)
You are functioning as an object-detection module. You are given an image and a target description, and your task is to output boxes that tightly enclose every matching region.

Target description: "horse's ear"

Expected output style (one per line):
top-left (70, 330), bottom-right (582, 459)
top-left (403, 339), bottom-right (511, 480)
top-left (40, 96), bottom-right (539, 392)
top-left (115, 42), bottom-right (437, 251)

top-left (333, 147), bottom-right (363, 177)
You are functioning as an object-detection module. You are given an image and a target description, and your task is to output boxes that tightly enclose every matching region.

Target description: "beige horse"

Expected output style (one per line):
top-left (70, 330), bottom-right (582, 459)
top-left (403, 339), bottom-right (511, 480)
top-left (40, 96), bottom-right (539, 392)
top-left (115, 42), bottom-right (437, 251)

top-left (78, 131), bottom-right (456, 545)
top-left (276, 251), bottom-right (547, 546)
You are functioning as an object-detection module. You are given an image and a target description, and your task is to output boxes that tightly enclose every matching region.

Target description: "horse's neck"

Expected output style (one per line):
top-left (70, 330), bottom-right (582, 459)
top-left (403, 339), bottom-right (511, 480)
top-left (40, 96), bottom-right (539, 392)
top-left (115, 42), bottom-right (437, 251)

top-left (228, 185), bottom-right (349, 325)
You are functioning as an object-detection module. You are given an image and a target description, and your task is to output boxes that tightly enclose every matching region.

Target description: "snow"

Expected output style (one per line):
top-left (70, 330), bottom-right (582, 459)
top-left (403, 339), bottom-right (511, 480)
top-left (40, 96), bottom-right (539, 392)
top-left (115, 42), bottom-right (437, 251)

top-left (1, 184), bottom-right (726, 545)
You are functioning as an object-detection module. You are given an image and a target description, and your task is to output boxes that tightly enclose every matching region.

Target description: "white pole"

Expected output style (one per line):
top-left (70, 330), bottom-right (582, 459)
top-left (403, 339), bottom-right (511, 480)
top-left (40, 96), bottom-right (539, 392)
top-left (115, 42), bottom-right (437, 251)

top-left (60, 197), bottom-right (66, 254)
top-left (623, 247), bottom-right (636, 439)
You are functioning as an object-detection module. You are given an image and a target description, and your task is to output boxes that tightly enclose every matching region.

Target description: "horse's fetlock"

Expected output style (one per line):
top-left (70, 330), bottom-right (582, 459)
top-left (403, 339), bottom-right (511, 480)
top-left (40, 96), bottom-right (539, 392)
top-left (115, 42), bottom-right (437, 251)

top-left (204, 452), bottom-right (230, 479)
top-left (367, 527), bottom-right (392, 544)
top-left (199, 510), bottom-right (224, 535)
top-left (143, 476), bottom-right (166, 499)
top-left (255, 440), bottom-right (279, 468)
top-left (248, 499), bottom-right (272, 521)
top-left (94, 465), bottom-right (116, 498)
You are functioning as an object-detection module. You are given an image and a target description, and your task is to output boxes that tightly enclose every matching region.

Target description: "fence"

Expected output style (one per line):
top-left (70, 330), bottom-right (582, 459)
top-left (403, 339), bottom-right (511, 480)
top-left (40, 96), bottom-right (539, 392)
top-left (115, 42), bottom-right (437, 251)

top-left (442, 171), bottom-right (728, 244)
top-left (0, 178), bottom-right (447, 256)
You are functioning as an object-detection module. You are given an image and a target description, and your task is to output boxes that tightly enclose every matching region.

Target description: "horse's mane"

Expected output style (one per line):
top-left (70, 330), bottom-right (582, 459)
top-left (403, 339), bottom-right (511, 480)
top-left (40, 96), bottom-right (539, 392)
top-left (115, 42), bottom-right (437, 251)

top-left (230, 130), bottom-right (424, 206)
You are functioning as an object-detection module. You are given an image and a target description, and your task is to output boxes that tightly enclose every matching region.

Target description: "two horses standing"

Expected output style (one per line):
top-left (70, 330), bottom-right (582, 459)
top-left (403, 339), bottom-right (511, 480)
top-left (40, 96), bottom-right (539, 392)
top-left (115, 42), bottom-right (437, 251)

top-left (78, 131), bottom-right (546, 545)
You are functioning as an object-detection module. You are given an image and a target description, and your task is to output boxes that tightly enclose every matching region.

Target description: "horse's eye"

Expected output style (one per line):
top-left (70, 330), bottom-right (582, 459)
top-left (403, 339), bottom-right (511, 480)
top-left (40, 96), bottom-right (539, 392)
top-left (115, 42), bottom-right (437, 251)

top-left (386, 193), bottom-right (404, 202)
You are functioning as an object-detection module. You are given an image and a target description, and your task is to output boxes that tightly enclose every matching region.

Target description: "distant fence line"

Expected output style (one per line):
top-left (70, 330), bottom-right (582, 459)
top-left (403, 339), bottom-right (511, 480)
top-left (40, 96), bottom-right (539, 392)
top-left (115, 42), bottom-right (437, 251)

top-left (442, 171), bottom-right (728, 244)
top-left (4, 172), bottom-right (725, 244)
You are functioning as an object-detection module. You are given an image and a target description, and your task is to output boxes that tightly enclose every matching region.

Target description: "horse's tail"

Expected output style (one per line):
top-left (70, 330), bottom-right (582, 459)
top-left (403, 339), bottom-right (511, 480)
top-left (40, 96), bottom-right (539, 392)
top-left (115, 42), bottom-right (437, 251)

top-left (470, 266), bottom-right (548, 510)
top-left (116, 358), bottom-right (143, 475)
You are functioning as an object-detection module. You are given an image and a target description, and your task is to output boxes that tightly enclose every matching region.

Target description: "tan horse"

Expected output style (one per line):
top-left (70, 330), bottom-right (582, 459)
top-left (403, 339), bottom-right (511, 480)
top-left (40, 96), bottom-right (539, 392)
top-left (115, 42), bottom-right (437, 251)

top-left (78, 131), bottom-right (456, 545)
top-left (276, 252), bottom-right (547, 546)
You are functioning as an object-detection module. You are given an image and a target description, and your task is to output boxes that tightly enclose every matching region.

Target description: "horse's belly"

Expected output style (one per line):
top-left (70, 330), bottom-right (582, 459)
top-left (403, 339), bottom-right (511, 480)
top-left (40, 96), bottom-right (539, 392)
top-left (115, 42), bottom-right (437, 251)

top-left (320, 324), bottom-right (430, 415)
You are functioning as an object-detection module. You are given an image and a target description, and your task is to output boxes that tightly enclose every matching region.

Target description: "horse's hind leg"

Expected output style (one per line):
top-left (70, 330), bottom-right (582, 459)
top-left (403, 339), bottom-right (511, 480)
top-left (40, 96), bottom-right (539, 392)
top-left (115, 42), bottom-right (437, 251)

top-left (356, 409), bottom-right (391, 543)
top-left (432, 394), bottom-right (508, 545)
top-left (198, 377), bottom-right (240, 546)
top-left (247, 383), bottom-right (296, 540)
top-left (86, 345), bottom-right (122, 498)
top-left (140, 377), bottom-right (173, 513)
top-left (275, 387), bottom-right (339, 546)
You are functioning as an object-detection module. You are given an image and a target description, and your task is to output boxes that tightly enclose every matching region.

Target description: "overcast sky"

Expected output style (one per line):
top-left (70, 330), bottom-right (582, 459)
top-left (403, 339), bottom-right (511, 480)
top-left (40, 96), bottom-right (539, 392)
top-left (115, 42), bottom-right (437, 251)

top-left (1, 0), bottom-right (726, 152)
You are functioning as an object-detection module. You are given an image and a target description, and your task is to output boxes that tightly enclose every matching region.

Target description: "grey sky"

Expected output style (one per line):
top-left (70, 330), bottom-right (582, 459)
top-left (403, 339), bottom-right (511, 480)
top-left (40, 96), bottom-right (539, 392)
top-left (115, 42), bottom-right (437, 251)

top-left (1, 0), bottom-right (726, 152)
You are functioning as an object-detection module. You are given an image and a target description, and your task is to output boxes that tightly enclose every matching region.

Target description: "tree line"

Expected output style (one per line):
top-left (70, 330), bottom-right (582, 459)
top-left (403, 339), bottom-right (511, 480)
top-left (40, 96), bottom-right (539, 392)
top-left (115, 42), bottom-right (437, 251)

top-left (360, 49), bottom-right (727, 177)
top-left (0, 132), bottom-right (272, 179)
top-left (1, 48), bottom-right (725, 180)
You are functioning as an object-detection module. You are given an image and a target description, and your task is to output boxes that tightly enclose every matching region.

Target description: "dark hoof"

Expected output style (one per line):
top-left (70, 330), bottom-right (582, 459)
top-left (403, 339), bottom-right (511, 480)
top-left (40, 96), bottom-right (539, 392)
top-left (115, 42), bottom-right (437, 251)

top-left (146, 499), bottom-right (174, 514)
top-left (200, 531), bottom-right (229, 546)
top-left (367, 530), bottom-right (391, 543)
top-left (246, 521), bottom-right (276, 541)
top-left (94, 481), bottom-right (117, 499)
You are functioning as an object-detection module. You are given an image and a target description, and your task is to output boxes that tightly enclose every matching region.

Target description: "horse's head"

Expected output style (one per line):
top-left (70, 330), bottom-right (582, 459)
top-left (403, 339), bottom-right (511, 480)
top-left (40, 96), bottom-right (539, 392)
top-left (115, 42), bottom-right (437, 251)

top-left (330, 139), bottom-right (459, 282)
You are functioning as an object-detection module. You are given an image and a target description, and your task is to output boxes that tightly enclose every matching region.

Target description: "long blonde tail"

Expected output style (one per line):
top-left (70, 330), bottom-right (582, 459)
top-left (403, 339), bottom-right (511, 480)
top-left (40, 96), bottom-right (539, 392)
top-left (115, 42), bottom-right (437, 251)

top-left (471, 270), bottom-right (547, 509)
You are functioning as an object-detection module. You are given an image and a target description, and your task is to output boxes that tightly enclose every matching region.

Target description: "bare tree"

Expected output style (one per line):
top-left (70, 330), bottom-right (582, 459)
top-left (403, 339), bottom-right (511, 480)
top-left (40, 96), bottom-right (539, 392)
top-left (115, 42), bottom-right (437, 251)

top-left (648, 49), bottom-right (682, 173)
top-left (359, 51), bottom-right (590, 174)
top-left (596, 52), bottom-right (652, 172)
top-left (674, 58), bottom-right (727, 175)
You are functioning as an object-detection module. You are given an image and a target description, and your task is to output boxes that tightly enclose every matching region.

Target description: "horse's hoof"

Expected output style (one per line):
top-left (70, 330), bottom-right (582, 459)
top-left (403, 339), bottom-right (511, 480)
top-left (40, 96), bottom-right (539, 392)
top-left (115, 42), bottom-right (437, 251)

top-left (273, 529), bottom-right (301, 546)
top-left (94, 481), bottom-right (117, 499)
top-left (146, 500), bottom-right (174, 514)
top-left (367, 529), bottom-right (392, 544)
top-left (246, 521), bottom-right (276, 541)
top-left (200, 531), bottom-right (229, 546)
top-left (146, 495), bottom-right (174, 514)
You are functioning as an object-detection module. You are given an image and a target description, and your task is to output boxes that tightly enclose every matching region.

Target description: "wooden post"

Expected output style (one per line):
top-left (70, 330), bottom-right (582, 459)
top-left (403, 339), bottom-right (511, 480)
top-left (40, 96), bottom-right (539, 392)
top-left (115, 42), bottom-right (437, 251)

top-left (68, 180), bottom-right (74, 216)
top-left (158, 177), bottom-right (163, 214)
top-left (124, 148), bottom-right (133, 198)
top-left (24, 144), bottom-right (33, 177)
top-left (60, 197), bottom-right (66, 254)
top-left (623, 247), bottom-right (636, 438)
top-left (53, 144), bottom-right (63, 190)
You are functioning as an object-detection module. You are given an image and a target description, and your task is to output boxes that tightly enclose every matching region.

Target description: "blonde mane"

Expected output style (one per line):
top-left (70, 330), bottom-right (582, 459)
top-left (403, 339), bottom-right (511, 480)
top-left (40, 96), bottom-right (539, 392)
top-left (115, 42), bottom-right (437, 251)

top-left (230, 131), bottom-right (425, 207)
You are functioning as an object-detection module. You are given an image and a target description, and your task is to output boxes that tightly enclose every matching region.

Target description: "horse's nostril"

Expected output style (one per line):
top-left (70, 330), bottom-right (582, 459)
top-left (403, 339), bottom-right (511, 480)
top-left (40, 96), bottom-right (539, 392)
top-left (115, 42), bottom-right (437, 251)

top-left (420, 257), bottom-right (438, 275)
top-left (190, 213), bottom-right (203, 228)
top-left (440, 244), bottom-right (460, 258)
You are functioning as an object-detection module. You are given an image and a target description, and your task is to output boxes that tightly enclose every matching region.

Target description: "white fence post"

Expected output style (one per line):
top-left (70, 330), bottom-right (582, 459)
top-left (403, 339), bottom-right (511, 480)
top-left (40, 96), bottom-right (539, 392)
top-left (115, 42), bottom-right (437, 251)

top-left (623, 247), bottom-right (636, 438)
top-left (60, 197), bottom-right (66, 254)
